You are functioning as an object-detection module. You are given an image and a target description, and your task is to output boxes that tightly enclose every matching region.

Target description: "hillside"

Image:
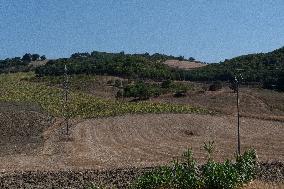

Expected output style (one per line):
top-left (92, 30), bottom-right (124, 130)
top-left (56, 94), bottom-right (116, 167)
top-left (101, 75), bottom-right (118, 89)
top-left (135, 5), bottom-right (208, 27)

top-left (34, 51), bottom-right (197, 81)
top-left (0, 52), bottom-right (283, 188)
top-left (0, 51), bottom-right (197, 80)
top-left (186, 46), bottom-right (284, 90)
top-left (163, 59), bottom-right (207, 70)
top-left (2, 48), bottom-right (284, 91)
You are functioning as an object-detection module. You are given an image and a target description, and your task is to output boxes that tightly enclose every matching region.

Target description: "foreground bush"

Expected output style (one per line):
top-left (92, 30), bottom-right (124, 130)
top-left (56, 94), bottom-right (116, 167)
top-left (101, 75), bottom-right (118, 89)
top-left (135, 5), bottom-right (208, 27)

top-left (132, 143), bottom-right (257, 189)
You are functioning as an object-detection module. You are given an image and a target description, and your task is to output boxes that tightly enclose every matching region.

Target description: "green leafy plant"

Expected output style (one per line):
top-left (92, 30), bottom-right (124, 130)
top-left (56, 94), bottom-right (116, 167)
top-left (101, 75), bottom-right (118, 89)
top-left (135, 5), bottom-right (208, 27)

top-left (202, 160), bottom-right (239, 189)
top-left (132, 150), bottom-right (200, 189)
top-left (132, 144), bottom-right (257, 189)
top-left (203, 141), bottom-right (215, 161)
top-left (235, 149), bottom-right (257, 183)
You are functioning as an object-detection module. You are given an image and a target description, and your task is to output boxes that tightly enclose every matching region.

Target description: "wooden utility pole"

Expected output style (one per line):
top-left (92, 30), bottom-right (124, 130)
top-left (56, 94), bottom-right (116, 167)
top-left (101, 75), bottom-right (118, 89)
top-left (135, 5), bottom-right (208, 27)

top-left (235, 70), bottom-right (243, 155)
top-left (63, 64), bottom-right (69, 135)
top-left (236, 77), bottom-right (240, 155)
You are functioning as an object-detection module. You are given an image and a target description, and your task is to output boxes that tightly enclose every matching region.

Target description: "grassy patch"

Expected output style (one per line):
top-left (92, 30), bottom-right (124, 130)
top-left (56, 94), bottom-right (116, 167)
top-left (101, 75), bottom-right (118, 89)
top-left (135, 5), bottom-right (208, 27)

top-left (0, 72), bottom-right (211, 118)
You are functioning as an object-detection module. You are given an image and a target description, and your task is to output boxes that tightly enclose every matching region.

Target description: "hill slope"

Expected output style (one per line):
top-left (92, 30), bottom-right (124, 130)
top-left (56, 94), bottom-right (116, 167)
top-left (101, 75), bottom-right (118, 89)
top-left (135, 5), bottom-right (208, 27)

top-left (186, 46), bottom-right (284, 90)
top-left (163, 59), bottom-right (207, 70)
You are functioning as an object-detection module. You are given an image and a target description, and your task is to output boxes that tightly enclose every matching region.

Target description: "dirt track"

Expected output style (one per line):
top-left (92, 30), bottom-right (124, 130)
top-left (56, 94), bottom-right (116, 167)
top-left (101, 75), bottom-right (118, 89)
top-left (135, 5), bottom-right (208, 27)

top-left (0, 113), bottom-right (283, 172)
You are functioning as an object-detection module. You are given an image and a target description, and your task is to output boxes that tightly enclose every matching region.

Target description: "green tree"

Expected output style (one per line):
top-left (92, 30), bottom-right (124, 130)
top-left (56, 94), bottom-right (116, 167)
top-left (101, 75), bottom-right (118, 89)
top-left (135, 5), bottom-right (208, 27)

top-left (22, 53), bottom-right (32, 62)
top-left (40, 55), bottom-right (46, 60)
top-left (31, 54), bottom-right (40, 61)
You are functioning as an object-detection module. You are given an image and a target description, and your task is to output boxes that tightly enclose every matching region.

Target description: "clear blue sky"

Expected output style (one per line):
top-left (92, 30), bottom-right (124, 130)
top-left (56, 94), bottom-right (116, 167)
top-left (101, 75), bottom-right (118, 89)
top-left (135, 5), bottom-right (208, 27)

top-left (1, 0), bottom-right (284, 63)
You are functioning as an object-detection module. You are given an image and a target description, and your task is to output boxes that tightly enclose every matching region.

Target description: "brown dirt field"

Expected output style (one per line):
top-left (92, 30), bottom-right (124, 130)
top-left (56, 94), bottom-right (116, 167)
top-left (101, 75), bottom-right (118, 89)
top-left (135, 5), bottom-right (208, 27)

top-left (163, 59), bottom-right (207, 70)
top-left (0, 113), bottom-right (283, 172)
top-left (244, 181), bottom-right (284, 189)
top-left (0, 102), bottom-right (52, 156)
top-left (162, 181), bottom-right (284, 189)
top-left (151, 87), bottom-right (284, 121)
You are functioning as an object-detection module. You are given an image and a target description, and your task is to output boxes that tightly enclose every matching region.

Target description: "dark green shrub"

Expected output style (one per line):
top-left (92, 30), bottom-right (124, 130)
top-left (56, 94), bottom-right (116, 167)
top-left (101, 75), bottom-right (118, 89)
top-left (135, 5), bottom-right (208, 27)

top-left (209, 81), bottom-right (222, 91)
top-left (123, 81), bottom-right (151, 100)
top-left (114, 79), bottom-right (122, 88)
top-left (173, 83), bottom-right (188, 97)
top-left (122, 81), bottom-right (164, 100)
top-left (116, 90), bottom-right (124, 99)
top-left (161, 79), bottom-right (172, 88)
top-left (173, 90), bottom-right (187, 97)
top-left (122, 80), bottom-right (129, 87)
top-left (107, 79), bottom-right (114, 85)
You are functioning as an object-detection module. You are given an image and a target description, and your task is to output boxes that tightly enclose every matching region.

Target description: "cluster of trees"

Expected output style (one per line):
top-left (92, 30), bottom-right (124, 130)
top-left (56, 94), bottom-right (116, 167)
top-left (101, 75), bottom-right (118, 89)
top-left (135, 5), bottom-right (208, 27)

top-left (69, 51), bottom-right (195, 62)
top-left (0, 57), bottom-right (29, 73)
top-left (117, 80), bottom-right (190, 100)
top-left (120, 81), bottom-right (161, 100)
top-left (0, 53), bottom-right (46, 73)
top-left (3, 47), bottom-right (284, 92)
top-left (22, 53), bottom-right (46, 62)
top-left (186, 47), bottom-right (284, 91)
top-left (35, 48), bottom-right (284, 91)
top-left (35, 51), bottom-right (185, 80)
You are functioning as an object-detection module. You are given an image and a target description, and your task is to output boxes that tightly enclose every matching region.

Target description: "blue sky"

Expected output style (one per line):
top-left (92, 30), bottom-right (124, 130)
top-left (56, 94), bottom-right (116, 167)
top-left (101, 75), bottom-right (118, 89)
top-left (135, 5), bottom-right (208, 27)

top-left (0, 0), bottom-right (284, 63)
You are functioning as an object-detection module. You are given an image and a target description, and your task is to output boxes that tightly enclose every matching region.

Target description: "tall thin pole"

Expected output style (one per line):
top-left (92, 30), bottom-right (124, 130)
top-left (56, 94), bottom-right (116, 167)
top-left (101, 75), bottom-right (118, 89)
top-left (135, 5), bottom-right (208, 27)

top-left (237, 80), bottom-right (240, 155)
top-left (64, 65), bottom-right (69, 135)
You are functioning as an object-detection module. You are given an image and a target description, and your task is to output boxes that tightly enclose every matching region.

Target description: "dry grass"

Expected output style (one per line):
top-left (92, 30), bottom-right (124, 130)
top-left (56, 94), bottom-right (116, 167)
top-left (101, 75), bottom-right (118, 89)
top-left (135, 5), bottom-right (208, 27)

top-left (163, 60), bottom-right (207, 70)
top-left (145, 181), bottom-right (284, 189)
top-left (244, 180), bottom-right (284, 189)
top-left (151, 86), bottom-right (284, 121)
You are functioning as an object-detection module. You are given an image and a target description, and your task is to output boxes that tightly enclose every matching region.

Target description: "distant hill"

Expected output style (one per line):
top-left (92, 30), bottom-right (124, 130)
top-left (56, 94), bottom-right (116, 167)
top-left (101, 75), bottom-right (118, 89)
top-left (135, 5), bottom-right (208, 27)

top-left (186, 46), bottom-right (284, 91)
top-left (1, 48), bottom-right (283, 91)
top-left (0, 53), bottom-right (47, 73)
top-left (34, 51), bottom-right (200, 80)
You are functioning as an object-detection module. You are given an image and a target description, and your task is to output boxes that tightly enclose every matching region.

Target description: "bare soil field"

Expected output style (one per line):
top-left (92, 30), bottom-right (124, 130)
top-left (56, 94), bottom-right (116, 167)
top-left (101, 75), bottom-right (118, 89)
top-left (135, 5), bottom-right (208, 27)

top-left (163, 59), bottom-right (207, 70)
top-left (0, 113), bottom-right (283, 172)
top-left (151, 87), bottom-right (284, 121)
top-left (0, 164), bottom-right (283, 188)
top-left (0, 102), bottom-right (52, 156)
top-left (244, 181), bottom-right (284, 189)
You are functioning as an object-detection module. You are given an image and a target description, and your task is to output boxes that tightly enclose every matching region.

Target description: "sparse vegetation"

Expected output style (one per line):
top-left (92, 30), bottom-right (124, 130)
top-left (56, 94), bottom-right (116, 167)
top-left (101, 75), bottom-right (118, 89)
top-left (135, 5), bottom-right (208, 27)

top-left (0, 72), bottom-right (210, 118)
